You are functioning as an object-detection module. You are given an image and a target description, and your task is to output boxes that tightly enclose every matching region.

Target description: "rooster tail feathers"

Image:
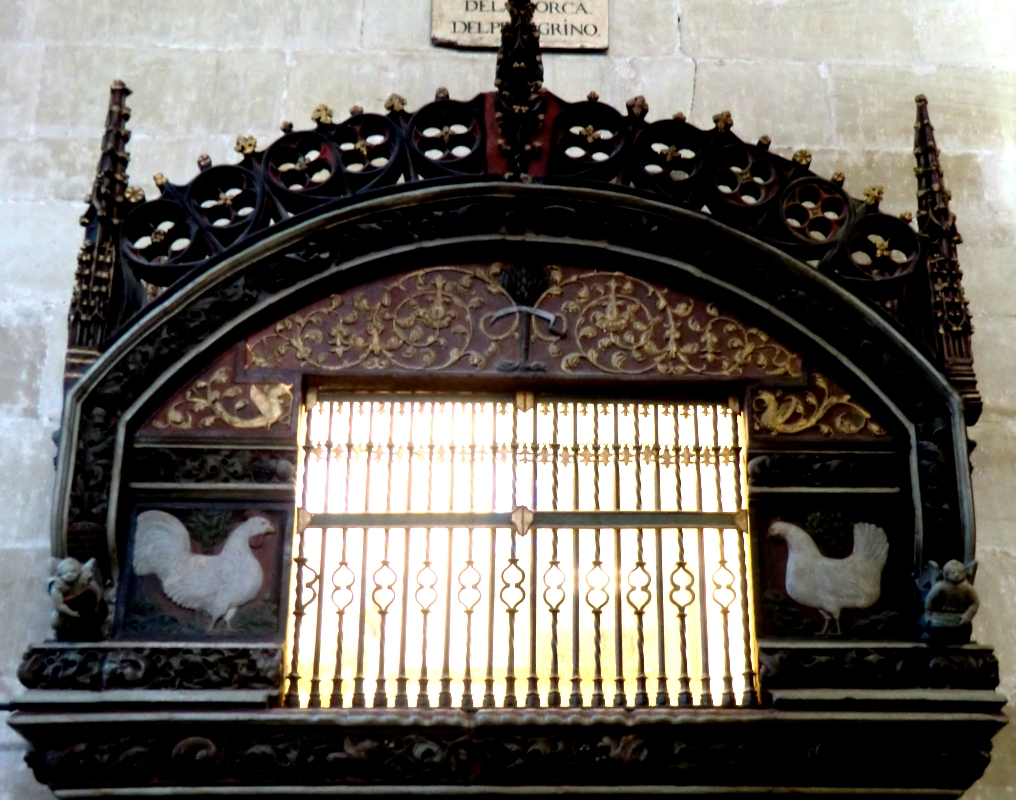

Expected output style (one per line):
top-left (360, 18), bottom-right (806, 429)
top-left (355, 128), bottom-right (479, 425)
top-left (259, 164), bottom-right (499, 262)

top-left (133, 510), bottom-right (192, 577)
top-left (851, 522), bottom-right (889, 568)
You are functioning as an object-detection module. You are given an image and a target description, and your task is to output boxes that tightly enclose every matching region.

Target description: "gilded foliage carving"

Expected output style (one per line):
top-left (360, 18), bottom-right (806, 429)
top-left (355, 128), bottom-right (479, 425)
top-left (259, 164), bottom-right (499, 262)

top-left (152, 367), bottom-right (293, 431)
top-left (246, 267), bottom-right (508, 371)
top-left (541, 270), bottom-right (800, 376)
top-left (752, 373), bottom-right (885, 437)
top-left (244, 265), bottom-right (802, 379)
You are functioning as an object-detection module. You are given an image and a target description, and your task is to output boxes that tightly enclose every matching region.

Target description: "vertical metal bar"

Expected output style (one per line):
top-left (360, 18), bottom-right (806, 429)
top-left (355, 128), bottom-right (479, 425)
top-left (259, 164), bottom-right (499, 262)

top-left (439, 404), bottom-right (457, 708)
top-left (352, 402), bottom-right (375, 708)
top-left (331, 528), bottom-right (355, 711)
top-left (330, 402), bottom-right (357, 708)
top-left (503, 402), bottom-right (521, 708)
top-left (612, 403), bottom-right (625, 708)
top-left (631, 404), bottom-right (648, 708)
top-left (460, 404), bottom-right (479, 710)
top-left (308, 398), bottom-right (334, 707)
top-left (395, 402), bottom-right (415, 708)
top-left (546, 403), bottom-right (562, 708)
top-left (731, 407), bottom-right (759, 706)
top-left (284, 392), bottom-right (317, 707)
top-left (483, 402), bottom-right (500, 709)
top-left (711, 406), bottom-right (736, 708)
top-left (307, 527), bottom-right (328, 708)
top-left (715, 527), bottom-right (736, 708)
top-left (693, 407), bottom-right (712, 707)
top-left (526, 402), bottom-right (540, 708)
top-left (590, 405), bottom-right (605, 708)
top-left (417, 403), bottom-right (437, 708)
top-left (671, 403), bottom-right (693, 707)
top-left (569, 403), bottom-right (582, 708)
top-left (653, 405), bottom-right (669, 706)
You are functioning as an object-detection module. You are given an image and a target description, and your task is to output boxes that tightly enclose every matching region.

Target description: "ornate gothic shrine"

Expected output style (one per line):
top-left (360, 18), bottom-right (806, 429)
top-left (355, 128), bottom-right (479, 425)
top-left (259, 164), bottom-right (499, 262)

top-left (9, 2), bottom-right (1003, 797)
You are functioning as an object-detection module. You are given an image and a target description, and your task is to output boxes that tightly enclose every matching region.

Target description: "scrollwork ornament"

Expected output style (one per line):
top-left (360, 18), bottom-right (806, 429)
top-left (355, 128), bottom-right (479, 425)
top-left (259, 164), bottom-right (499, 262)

top-left (544, 271), bottom-right (800, 377)
top-left (152, 367), bottom-right (293, 431)
top-left (752, 373), bottom-right (885, 437)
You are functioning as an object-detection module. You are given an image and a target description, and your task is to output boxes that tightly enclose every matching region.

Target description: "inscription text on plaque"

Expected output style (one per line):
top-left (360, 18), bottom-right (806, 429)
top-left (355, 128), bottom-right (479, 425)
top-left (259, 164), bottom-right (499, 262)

top-left (432, 0), bottom-right (608, 50)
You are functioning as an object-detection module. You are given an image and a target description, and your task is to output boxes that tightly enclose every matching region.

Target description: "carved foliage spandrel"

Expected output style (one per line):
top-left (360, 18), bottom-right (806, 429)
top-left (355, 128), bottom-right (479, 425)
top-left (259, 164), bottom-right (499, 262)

top-left (751, 372), bottom-right (886, 438)
top-left (142, 353), bottom-right (295, 435)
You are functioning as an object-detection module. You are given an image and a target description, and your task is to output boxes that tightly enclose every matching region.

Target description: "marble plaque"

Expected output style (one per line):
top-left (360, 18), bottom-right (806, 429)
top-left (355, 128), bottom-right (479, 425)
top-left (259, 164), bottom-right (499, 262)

top-left (432, 0), bottom-right (608, 50)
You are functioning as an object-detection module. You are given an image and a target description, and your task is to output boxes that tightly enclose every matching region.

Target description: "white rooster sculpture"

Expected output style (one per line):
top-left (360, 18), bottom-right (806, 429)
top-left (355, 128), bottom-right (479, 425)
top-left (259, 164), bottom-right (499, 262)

top-left (133, 510), bottom-right (275, 629)
top-left (769, 520), bottom-right (889, 635)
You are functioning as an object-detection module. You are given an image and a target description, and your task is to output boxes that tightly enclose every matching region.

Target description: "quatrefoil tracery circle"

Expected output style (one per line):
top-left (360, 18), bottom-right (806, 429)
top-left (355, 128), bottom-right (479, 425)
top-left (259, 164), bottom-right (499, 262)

top-left (713, 144), bottom-right (779, 208)
top-left (265, 131), bottom-right (343, 196)
top-left (408, 100), bottom-right (483, 167)
top-left (780, 177), bottom-right (853, 245)
top-left (634, 119), bottom-right (704, 189)
top-left (334, 113), bottom-right (400, 179)
top-left (844, 214), bottom-right (920, 282)
top-left (188, 165), bottom-right (260, 231)
top-left (555, 102), bottom-right (626, 168)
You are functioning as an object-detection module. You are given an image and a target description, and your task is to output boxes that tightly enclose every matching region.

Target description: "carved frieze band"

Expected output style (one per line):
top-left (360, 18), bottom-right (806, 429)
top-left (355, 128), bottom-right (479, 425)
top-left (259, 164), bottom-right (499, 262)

top-left (17, 645), bottom-right (282, 691)
top-left (244, 265), bottom-right (804, 379)
top-left (751, 372), bottom-right (886, 438)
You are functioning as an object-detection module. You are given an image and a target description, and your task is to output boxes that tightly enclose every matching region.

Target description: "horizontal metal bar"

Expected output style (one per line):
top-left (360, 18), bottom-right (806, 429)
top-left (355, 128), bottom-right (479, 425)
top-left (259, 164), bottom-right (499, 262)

top-left (309, 510), bottom-right (746, 531)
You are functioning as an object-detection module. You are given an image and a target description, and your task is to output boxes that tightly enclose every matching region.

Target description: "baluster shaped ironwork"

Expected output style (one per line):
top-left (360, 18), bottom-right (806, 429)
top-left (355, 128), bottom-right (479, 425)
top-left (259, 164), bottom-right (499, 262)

top-left (712, 528), bottom-right (738, 708)
top-left (501, 529), bottom-right (526, 707)
top-left (627, 531), bottom-right (651, 708)
top-left (372, 528), bottom-right (397, 707)
top-left (329, 528), bottom-right (355, 708)
top-left (729, 404), bottom-right (758, 706)
top-left (670, 527), bottom-right (695, 706)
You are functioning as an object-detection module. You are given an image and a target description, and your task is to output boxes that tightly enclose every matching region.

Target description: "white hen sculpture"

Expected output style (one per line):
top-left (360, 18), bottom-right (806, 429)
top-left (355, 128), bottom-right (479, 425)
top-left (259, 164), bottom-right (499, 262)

top-left (769, 520), bottom-right (889, 635)
top-left (133, 510), bottom-right (275, 629)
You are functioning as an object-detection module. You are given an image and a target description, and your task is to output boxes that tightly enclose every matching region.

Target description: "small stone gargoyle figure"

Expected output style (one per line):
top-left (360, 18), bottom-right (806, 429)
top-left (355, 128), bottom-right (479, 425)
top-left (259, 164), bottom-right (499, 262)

top-left (918, 559), bottom-right (980, 644)
top-left (48, 557), bottom-right (108, 641)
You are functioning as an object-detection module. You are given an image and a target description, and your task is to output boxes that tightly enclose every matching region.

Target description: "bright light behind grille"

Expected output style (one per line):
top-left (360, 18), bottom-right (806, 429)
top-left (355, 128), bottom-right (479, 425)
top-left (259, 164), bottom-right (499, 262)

top-left (287, 397), bottom-right (756, 709)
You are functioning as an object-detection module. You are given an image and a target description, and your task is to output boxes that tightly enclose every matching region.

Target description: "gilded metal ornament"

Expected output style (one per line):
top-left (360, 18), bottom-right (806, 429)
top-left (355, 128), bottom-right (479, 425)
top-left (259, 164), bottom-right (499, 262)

top-left (152, 367), bottom-right (293, 431)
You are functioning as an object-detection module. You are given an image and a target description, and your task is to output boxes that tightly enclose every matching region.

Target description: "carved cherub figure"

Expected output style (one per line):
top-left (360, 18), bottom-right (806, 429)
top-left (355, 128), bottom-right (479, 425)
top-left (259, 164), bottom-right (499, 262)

top-left (920, 559), bottom-right (979, 643)
top-left (48, 557), bottom-right (107, 641)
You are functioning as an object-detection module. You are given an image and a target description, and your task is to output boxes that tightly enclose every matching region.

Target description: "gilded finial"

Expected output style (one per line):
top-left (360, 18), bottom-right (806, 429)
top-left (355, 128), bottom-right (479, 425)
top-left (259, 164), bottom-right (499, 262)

top-left (153, 172), bottom-right (168, 187)
top-left (349, 105), bottom-right (364, 116)
top-left (435, 87), bottom-right (450, 100)
top-left (672, 111), bottom-right (687, 122)
top-left (280, 120), bottom-right (294, 134)
top-left (626, 95), bottom-right (649, 118)
top-left (899, 211), bottom-right (913, 223)
top-left (864, 185), bottom-right (884, 206)
top-left (712, 110), bottom-right (733, 131)
top-left (234, 135), bottom-right (257, 155)
top-left (793, 149), bottom-right (812, 167)
top-left (311, 104), bottom-right (334, 125)
top-left (384, 94), bottom-right (407, 113)
top-left (197, 154), bottom-right (212, 171)
top-left (587, 91), bottom-right (599, 102)
top-left (125, 185), bottom-right (145, 204)
top-left (831, 171), bottom-right (845, 186)
top-left (757, 135), bottom-right (771, 149)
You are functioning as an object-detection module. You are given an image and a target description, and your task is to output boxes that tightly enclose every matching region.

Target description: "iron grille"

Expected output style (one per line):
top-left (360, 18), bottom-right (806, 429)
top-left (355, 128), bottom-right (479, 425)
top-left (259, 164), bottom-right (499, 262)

top-left (285, 394), bottom-right (757, 709)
